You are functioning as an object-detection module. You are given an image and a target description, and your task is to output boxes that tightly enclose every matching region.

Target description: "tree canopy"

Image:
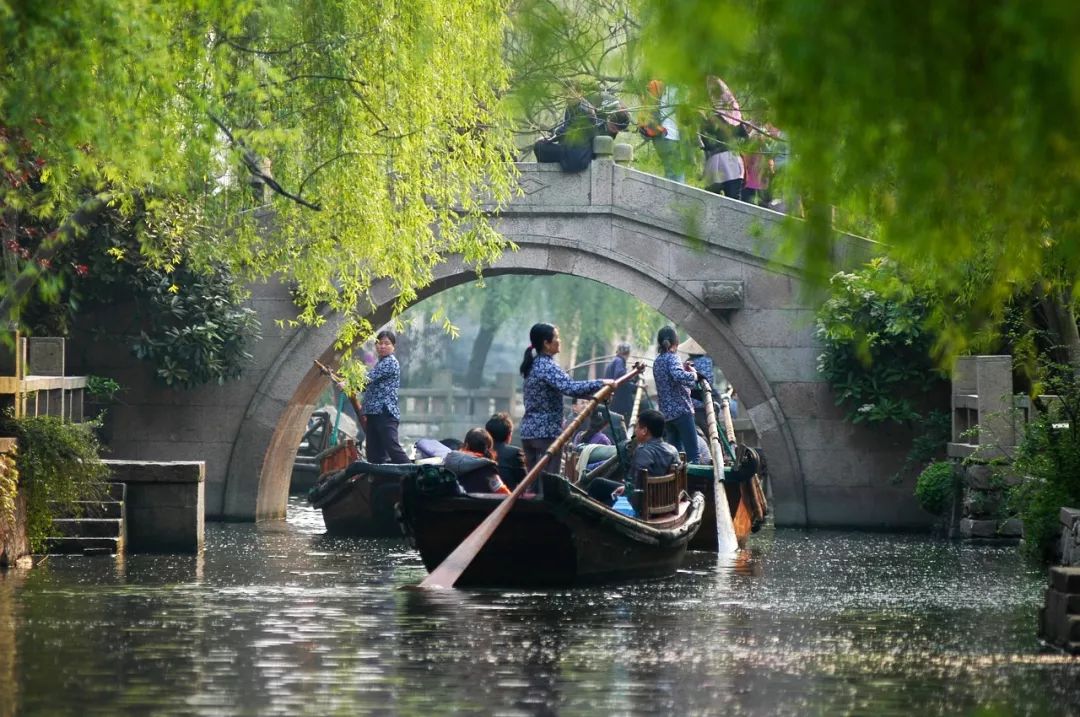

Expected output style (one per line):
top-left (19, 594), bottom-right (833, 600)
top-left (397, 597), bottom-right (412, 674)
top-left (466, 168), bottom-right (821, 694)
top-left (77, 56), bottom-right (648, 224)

top-left (636, 0), bottom-right (1080, 363)
top-left (2, 0), bottom-right (516, 380)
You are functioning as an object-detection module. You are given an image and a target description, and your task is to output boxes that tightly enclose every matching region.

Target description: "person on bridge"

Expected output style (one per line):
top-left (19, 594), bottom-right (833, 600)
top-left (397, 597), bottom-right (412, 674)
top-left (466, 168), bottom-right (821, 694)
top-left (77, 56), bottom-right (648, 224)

top-left (652, 326), bottom-right (700, 463)
top-left (362, 330), bottom-right (411, 465)
top-left (519, 322), bottom-right (613, 476)
top-left (638, 80), bottom-right (684, 182)
top-left (533, 87), bottom-right (629, 173)
top-left (701, 75), bottom-right (747, 198)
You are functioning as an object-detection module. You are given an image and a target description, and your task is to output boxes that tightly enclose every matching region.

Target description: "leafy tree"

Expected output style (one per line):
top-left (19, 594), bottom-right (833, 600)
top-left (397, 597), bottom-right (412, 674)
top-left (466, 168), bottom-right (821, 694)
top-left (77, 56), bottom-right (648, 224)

top-left (633, 1), bottom-right (1080, 366)
top-left (17, 201), bottom-right (261, 388)
top-left (816, 259), bottom-right (946, 425)
top-left (414, 274), bottom-right (663, 385)
top-left (2, 0), bottom-right (516, 382)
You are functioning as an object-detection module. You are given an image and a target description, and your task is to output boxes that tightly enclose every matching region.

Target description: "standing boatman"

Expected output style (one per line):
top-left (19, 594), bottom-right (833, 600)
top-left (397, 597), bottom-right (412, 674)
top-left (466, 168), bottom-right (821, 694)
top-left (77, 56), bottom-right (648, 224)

top-left (362, 329), bottom-right (411, 464)
top-left (604, 342), bottom-right (636, 419)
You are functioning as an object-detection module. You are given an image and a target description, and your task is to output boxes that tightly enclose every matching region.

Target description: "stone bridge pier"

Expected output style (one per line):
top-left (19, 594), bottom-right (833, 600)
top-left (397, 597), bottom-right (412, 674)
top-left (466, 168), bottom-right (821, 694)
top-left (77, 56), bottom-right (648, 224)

top-left (92, 144), bottom-right (937, 530)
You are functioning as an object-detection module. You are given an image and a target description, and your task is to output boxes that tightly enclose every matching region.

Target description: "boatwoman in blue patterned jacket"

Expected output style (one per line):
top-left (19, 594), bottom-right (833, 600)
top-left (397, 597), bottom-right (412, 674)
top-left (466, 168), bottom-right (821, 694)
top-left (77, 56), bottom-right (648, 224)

top-left (651, 325), bottom-right (700, 463)
top-left (361, 330), bottom-right (411, 464)
top-left (519, 322), bottom-right (613, 475)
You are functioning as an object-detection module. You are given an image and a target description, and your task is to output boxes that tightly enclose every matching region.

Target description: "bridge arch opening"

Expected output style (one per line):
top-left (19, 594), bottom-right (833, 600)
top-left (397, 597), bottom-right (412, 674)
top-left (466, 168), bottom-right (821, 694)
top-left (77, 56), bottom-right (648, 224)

top-left (228, 238), bottom-right (805, 526)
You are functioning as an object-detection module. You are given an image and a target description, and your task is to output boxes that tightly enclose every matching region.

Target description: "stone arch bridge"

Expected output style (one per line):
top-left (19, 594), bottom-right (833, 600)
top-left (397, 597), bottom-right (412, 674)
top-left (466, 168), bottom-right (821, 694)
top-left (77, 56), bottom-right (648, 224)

top-left (98, 143), bottom-right (932, 529)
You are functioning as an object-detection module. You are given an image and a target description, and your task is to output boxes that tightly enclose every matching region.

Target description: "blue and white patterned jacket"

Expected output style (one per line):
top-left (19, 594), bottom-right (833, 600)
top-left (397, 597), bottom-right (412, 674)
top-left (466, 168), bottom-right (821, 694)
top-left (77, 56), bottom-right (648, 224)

top-left (520, 354), bottom-right (604, 440)
top-left (652, 351), bottom-right (696, 419)
top-left (362, 355), bottom-right (401, 419)
top-left (689, 355), bottom-right (717, 409)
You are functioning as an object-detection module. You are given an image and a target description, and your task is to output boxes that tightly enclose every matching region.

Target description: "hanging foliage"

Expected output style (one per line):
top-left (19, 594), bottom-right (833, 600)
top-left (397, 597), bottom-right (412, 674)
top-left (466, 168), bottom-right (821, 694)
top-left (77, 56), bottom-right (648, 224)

top-left (2, 0), bottom-right (517, 384)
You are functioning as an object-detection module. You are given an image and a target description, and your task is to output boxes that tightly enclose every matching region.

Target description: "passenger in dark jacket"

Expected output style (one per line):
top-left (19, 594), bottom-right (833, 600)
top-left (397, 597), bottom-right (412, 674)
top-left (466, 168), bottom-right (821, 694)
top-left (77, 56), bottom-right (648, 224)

top-left (485, 412), bottom-right (528, 489)
top-left (586, 409), bottom-right (679, 509)
top-left (444, 428), bottom-right (510, 495)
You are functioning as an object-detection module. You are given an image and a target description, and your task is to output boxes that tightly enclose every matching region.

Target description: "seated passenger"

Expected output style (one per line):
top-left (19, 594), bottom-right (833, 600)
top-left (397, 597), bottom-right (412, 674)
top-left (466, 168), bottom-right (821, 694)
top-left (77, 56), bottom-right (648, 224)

top-left (485, 412), bottom-right (527, 489)
top-left (443, 428), bottom-right (511, 495)
top-left (574, 411), bottom-right (613, 448)
top-left (631, 408), bottom-right (681, 477)
top-left (695, 428), bottom-right (713, 466)
top-left (586, 409), bottom-right (679, 508)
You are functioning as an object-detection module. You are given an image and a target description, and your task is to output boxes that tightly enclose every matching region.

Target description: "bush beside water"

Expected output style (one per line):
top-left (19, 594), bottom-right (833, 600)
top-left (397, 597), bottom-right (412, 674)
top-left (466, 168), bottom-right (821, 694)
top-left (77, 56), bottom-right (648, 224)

top-left (915, 461), bottom-right (957, 516)
top-left (0, 413), bottom-right (109, 552)
top-left (1009, 369), bottom-right (1080, 560)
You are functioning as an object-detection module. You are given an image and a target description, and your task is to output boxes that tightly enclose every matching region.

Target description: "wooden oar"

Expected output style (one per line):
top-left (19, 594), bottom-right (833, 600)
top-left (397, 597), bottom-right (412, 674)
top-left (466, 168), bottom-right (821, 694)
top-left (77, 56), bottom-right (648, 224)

top-left (419, 362), bottom-right (646, 589)
top-left (314, 359), bottom-right (365, 426)
top-left (718, 386), bottom-right (738, 460)
top-left (699, 377), bottom-right (739, 552)
top-left (626, 374), bottom-right (645, 430)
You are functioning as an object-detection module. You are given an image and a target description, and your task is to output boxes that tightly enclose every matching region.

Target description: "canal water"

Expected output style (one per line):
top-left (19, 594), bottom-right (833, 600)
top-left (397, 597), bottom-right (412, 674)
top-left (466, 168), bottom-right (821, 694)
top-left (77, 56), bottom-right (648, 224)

top-left (1, 497), bottom-right (1077, 716)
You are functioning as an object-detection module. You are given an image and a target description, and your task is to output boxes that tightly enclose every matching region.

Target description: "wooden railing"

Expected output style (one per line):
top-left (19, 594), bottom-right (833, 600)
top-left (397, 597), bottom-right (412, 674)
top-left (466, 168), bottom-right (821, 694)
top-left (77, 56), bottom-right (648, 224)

top-left (397, 372), bottom-right (521, 439)
top-left (0, 335), bottom-right (86, 421)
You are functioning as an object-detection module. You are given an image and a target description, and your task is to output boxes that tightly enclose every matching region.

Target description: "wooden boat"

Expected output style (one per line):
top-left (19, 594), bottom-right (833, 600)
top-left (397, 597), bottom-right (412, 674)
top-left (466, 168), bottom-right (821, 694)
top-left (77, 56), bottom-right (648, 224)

top-left (291, 407), bottom-right (359, 493)
top-left (307, 450), bottom-right (405, 538)
top-left (563, 443), bottom-right (763, 551)
top-left (399, 468), bottom-right (705, 588)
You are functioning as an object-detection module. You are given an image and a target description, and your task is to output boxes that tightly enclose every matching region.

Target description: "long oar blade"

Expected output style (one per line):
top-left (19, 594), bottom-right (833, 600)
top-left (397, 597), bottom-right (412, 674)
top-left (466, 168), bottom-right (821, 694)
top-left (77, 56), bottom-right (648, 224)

top-left (699, 377), bottom-right (739, 553)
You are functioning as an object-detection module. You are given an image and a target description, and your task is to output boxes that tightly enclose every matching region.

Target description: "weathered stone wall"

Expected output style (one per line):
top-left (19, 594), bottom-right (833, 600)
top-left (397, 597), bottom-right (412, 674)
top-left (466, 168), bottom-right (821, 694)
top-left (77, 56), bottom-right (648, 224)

top-left (0, 490), bottom-right (29, 569)
top-left (1060, 508), bottom-right (1080, 566)
top-left (954, 462), bottom-right (1023, 541)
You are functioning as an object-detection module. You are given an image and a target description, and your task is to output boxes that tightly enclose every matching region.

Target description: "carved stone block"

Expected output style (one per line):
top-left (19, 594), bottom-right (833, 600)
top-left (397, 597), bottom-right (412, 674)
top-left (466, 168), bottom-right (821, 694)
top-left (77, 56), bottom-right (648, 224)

top-left (703, 280), bottom-right (745, 311)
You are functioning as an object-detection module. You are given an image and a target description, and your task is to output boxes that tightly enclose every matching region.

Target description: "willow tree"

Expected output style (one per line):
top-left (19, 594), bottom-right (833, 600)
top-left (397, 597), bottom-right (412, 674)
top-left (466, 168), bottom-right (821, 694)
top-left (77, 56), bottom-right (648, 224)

top-left (1, 0), bottom-right (516, 379)
top-left (636, 0), bottom-right (1080, 369)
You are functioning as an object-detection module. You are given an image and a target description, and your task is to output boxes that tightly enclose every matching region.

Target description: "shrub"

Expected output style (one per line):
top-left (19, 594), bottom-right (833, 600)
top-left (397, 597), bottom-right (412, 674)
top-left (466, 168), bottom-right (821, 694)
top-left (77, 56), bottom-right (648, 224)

top-left (1009, 366), bottom-right (1080, 560)
top-left (816, 258), bottom-right (946, 425)
top-left (86, 375), bottom-right (122, 403)
top-left (915, 460), bottom-right (957, 515)
top-left (0, 413), bottom-right (109, 552)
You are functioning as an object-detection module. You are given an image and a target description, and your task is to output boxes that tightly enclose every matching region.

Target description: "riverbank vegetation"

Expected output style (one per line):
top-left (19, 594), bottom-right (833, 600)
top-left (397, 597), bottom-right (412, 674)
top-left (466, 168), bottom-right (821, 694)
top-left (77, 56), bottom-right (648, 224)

top-left (0, 414), bottom-right (108, 553)
top-left (1010, 368), bottom-right (1080, 559)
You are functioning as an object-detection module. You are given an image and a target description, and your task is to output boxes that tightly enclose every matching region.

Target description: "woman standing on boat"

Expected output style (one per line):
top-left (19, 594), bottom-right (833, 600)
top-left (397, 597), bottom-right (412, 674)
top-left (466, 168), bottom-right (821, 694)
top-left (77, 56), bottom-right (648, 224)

top-left (519, 323), bottom-right (613, 474)
top-left (652, 326), bottom-right (700, 463)
top-left (362, 330), bottom-right (411, 464)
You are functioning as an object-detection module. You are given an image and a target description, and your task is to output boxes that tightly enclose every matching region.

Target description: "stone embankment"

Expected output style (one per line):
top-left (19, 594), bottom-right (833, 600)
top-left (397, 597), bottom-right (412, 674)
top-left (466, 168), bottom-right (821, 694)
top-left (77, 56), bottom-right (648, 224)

top-left (1038, 508), bottom-right (1080, 653)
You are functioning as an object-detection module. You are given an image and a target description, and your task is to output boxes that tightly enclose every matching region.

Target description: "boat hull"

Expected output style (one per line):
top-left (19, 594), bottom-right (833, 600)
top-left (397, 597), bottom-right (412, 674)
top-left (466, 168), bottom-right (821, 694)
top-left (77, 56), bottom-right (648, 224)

top-left (686, 473), bottom-right (760, 551)
top-left (307, 450), bottom-right (406, 538)
top-left (400, 472), bottom-right (705, 588)
top-left (316, 474), bottom-right (402, 537)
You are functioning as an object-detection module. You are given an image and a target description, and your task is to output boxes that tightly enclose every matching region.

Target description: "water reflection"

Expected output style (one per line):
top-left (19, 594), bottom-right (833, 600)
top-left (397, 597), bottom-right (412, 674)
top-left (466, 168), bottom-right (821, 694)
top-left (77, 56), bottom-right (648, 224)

top-left (3, 498), bottom-right (1077, 716)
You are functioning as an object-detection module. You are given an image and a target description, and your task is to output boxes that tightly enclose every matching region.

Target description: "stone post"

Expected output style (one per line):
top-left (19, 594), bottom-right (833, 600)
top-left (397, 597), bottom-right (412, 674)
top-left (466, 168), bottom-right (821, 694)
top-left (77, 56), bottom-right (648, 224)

top-left (974, 355), bottom-right (1016, 455)
top-left (106, 460), bottom-right (205, 553)
top-left (590, 135), bottom-right (614, 206)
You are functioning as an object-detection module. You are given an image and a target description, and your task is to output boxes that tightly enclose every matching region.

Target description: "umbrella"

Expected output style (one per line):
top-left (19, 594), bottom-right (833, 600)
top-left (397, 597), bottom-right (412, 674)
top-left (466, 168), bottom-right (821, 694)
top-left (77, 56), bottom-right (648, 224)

top-left (707, 75), bottom-right (743, 127)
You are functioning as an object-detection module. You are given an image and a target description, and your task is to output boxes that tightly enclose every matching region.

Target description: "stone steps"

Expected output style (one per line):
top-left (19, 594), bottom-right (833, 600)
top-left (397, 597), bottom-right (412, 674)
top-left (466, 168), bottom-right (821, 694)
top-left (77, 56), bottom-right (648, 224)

top-left (49, 500), bottom-right (123, 519)
top-left (1039, 567), bottom-right (1080, 653)
top-left (44, 536), bottom-right (123, 556)
top-left (43, 482), bottom-right (126, 556)
top-left (50, 518), bottom-right (123, 538)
